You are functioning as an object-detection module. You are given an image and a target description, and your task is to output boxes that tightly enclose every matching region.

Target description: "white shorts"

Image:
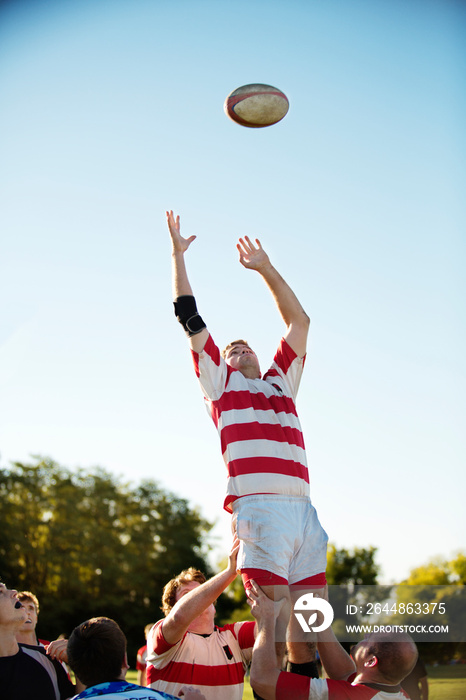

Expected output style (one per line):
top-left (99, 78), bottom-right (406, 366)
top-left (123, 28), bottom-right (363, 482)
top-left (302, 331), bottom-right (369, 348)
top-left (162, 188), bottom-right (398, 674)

top-left (232, 495), bottom-right (328, 585)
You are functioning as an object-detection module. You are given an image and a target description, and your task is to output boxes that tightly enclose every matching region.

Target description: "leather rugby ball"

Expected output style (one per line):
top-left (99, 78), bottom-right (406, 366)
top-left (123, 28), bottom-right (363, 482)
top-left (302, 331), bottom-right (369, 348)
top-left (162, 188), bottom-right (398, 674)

top-left (224, 83), bottom-right (289, 128)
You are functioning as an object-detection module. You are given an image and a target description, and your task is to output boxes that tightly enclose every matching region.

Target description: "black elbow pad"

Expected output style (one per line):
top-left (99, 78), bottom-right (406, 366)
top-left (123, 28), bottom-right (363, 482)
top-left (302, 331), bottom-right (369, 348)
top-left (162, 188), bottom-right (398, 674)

top-left (173, 295), bottom-right (207, 337)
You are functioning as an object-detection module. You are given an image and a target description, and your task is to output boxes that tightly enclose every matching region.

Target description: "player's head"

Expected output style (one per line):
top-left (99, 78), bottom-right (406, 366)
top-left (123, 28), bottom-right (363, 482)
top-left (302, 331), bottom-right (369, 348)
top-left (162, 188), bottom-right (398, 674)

top-left (0, 582), bottom-right (27, 627)
top-left (16, 591), bottom-right (39, 633)
top-left (67, 617), bottom-right (128, 688)
top-left (222, 340), bottom-right (261, 379)
top-left (161, 567), bottom-right (207, 616)
top-left (17, 591), bottom-right (40, 615)
top-left (352, 632), bottom-right (418, 684)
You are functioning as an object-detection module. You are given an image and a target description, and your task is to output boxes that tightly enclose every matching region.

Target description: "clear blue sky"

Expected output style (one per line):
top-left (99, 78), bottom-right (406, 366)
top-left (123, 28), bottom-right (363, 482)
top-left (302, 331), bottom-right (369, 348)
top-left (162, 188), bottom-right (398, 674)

top-left (1, 0), bottom-right (465, 583)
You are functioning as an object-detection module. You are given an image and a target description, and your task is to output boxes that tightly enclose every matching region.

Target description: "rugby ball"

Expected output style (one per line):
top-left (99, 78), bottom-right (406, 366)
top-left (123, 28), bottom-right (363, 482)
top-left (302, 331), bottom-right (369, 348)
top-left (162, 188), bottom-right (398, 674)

top-left (224, 83), bottom-right (289, 128)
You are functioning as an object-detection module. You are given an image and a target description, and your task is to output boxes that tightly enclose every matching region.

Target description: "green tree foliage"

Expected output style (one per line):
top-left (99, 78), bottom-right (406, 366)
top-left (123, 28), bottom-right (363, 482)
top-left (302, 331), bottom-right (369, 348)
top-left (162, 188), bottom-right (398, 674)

top-left (326, 544), bottom-right (379, 585)
top-left (0, 457), bottom-right (213, 660)
top-left (324, 544), bottom-right (380, 644)
top-left (396, 553), bottom-right (466, 663)
top-left (402, 554), bottom-right (466, 586)
top-left (450, 554), bottom-right (466, 584)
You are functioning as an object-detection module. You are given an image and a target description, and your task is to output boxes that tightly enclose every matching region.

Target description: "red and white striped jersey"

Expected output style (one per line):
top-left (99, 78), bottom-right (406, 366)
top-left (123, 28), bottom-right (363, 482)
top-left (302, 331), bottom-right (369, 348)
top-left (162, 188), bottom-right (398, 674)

top-left (146, 620), bottom-right (255, 700)
top-left (192, 334), bottom-right (310, 511)
top-left (276, 672), bottom-right (410, 700)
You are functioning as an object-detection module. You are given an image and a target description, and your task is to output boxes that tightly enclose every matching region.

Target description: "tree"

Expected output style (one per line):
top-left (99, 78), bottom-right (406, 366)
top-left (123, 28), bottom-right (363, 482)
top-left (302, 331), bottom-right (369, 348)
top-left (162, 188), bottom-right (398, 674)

top-left (324, 544), bottom-right (380, 646)
top-left (326, 544), bottom-right (379, 585)
top-left (395, 553), bottom-right (466, 663)
top-left (0, 457), bottom-right (213, 660)
top-left (402, 554), bottom-right (466, 586)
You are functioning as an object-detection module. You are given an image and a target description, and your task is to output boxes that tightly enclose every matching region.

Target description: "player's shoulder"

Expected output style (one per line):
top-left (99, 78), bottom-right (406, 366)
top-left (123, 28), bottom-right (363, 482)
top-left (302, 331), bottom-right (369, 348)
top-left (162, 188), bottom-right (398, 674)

top-left (325, 678), bottom-right (394, 699)
top-left (18, 642), bottom-right (47, 655)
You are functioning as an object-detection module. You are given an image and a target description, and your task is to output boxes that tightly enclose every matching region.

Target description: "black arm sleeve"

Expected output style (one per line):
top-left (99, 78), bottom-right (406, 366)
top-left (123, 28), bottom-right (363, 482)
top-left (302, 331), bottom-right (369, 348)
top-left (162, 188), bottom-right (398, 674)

top-left (173, 295), bottom-right (207, 337)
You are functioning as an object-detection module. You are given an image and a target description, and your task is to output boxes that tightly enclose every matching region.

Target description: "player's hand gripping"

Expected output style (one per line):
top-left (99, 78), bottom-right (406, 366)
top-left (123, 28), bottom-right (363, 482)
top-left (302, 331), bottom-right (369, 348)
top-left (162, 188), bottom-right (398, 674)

top-left (227, 534), bottom-right (241, 577)
top-left (166, 210), bottom-right (196, 255)
top-left (246, 580), bottom-right (287, 625)
top-left (46, 638), bottom-right (69, 663)
top-left (237, 236), bottom-right (271, 272)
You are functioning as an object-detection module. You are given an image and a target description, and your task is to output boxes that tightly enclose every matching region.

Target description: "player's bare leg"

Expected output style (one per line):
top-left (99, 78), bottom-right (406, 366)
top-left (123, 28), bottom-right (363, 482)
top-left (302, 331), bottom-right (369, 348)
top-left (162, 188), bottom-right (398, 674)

top-left (286, 585), bottom-right (323, 677)
top-left (259, 584), bottom-right (290, 668)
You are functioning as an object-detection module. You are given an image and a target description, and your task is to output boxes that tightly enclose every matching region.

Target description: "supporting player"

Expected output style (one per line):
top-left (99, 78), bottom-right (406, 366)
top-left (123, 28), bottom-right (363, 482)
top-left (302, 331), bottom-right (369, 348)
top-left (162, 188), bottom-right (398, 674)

top-left (247, 580), bottom-right (418, 700)
top-left (146, 537), bottom-right (255, 700)
top-left (166, 210), bottom-right (328, 679)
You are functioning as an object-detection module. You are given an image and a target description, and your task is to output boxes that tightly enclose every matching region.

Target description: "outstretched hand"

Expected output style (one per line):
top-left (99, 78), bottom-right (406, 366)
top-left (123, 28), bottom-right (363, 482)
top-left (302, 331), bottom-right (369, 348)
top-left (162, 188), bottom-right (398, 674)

top-left (237, 236), bottom-right (270, 271)
top-left (167, 210), bottom-right (197, 254)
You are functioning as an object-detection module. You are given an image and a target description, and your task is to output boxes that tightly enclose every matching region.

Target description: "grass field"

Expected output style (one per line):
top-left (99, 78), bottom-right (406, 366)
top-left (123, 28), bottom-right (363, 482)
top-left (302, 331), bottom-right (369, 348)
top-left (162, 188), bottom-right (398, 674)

top-left (128, 665), bottom-right (466, 699)
top-left (425, 665), bottom-right (466, 700)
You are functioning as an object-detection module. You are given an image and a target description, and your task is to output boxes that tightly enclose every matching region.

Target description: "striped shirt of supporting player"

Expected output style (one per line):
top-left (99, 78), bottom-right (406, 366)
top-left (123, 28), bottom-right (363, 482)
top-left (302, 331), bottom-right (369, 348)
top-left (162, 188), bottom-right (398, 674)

top-left (192, 334), bottom-right (310, 511)
top-left (276, 672), bottom-right (410, 700)
top-left (146, 620), bottom-right (255, 700)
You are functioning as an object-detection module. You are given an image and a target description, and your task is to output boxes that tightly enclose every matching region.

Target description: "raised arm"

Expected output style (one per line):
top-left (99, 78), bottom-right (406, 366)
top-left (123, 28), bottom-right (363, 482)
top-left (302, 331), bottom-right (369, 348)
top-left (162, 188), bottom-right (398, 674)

top-left (317, 627), bottom-right (356, 680)
top-left (161, 538), bottom-right (241, 645)
top-left (167, 210), bottom-right (209, 354)
top-left (315, 588), bottom-right (356, 680)
top-left (237, 236), bottom-right (309, 358)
